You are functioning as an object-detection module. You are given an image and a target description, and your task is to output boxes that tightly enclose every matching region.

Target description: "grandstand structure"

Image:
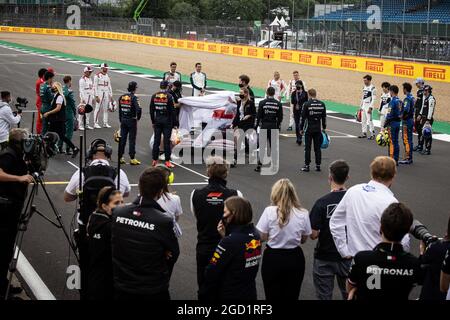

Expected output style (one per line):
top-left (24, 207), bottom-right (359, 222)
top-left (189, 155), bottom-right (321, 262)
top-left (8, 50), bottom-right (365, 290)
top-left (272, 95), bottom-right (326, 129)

top-left (303, 0), bottom-right (450, 62)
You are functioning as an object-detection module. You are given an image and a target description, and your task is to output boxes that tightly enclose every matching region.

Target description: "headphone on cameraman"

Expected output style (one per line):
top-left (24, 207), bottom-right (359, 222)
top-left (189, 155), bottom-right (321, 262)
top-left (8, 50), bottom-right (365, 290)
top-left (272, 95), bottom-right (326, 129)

top-left (87, 138), bottom-right (113, 160)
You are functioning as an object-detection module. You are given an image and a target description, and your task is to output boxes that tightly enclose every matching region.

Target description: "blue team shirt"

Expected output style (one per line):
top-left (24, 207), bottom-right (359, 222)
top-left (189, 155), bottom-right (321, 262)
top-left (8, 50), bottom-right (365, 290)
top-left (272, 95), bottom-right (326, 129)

top-left (385, 96), bottom-right (402, 126)
top-left (402, 93), bottom-right (415, 121)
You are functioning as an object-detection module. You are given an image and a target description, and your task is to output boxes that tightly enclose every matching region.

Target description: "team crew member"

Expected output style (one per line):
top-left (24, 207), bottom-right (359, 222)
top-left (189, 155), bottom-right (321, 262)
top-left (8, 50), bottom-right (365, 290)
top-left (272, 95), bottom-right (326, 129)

top-left (358, 75), bottom-right (376, 139)
top-left (257, 179), bottom-right (311, 300)
top-left (150, 81), bottom-right (176, 168)
top-left (86, 187), bottom-right (124, 300)
top-left (441, 249), bottom-right (450, 298)
top-left (190, 62), bottom-right (207, 96)
top-left (0, 91), bottom-right (21, 150)
top-left (231, 87), bottom-right (256, 167)
top-left (414, 77), bottom-right (425, 131)
top-left (286, 71), bottom-right (304, 131)
top-left (291, 80), bottom-right (308, 145)
top-left (419, 216), bottom-right (450, 300)
top-left (254, 87), bottom-right (283, 173)
top-left (42, 82), bottom-right (79, 158)
top-left (168, 80), bottom-right (183, 127)
top-left (199, 197), bottom-right (261, 301)
top-left (238, 74), bottom-right (255, 100)
top-left (62, 76), bottom-right (77, 155)
top-left (347, 203), bottom-right (423, 300)
top-left (40, 70), bottom-right (55, 134)
top-left (330, 156), bottom-right (410, 259)
top-left (191, 156), bottom-right (243, 290)
top-left (35, 68), bottom-right (47, 134)
top-left (267, 71), bottom-right (286, 102)
top-left (300, 89), bottom-right (326, 172)
top-left (78, 66), bottom-right (94, 130)
top-left (379, 82), bottom-right (391, 129)
top-left (0, 129), bottom-right (33, 299)
top-left (399, 83), bottom-right (415, 165)
top-left (112, 168), bottom-right (180, 300)
top-left (384, 85), bottom-right (402, 165)
top-left (118, 81), bottom-right (142, 165)
top-left (415, 85), bottom-right (436, 155)
top-left (93, 63), bottom-right (113, 129)
top-left (310, 160), bottom-right (351, 300)
top-left (163, 62), bottom-right (182, 86)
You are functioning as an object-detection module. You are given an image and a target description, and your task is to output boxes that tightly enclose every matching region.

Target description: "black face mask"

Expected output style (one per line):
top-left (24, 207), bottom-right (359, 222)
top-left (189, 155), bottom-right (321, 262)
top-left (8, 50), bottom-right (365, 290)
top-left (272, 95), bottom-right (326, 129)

top-left (238, 83), bottom-right (245, 88)
top-left (239, 94), bottom-right (245, 99)
top-left (296, 86), bottom-right (302, 90)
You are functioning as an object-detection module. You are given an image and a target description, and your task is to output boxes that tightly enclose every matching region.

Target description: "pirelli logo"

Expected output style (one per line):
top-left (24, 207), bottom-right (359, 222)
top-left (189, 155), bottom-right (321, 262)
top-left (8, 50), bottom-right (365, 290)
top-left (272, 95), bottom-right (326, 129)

top-left (145, 37), bottom-right (151, 43)
top-left (233, 47), bottom-right (243, 55)
top-left (24, 28), bottom-right (32, 33)
top-left (341, 58), bottom-right (357, 69)
top-left (299, 54), bottom-right (312, 63)
top-left (264, 50), bottom-right (275, 58)
top-left (424, 67), bottom-right (446, 80)
top-left (0, 27), bottom-right (8, 32)
top-left (187, 42), bottom-right (195, 49)
top-left (365, 61), bottom-right (384, 72)
top-left (94, 32), bottom-right (100, 37)
top-left (169, 40), bottom-right (175, 46)
top-left (394, 64), bottom-right (414, 76)
top-left (221, 46), bottom-right (230, 54)
top-left (280, 52), bottom-right (292, 61)
top-left (208, 44), bottom-right (217, 51)
top-left (317, 56), bottom-right (332, 66)
top-left (46, 29), bottom-right (55, 34)
top-left (248, 48), bottom-right (258, 56)
top-left (177, 41), bottom-right (184, 47)
top-left (160, 39), bottom-right (166, 45)
top-left (152, 38), bottom-right (159, 45)
top-left (68, 30), bottom-right (76, 36)
top-left (13, 27), bottom-right (20, 32)
top-left (197, 43), bottom-right (205, 50)
top-left (57, 30), bottom-right (66, 35)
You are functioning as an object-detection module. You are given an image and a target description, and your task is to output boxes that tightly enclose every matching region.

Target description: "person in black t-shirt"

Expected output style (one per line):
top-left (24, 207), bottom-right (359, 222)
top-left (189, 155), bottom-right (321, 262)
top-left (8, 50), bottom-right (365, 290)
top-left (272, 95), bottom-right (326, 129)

top-left (310, 160), bottom-right (351, 300)
top-left (419, 215), bottom-right (450, 300)
top-left (347, 203), bottom-right (423, 300)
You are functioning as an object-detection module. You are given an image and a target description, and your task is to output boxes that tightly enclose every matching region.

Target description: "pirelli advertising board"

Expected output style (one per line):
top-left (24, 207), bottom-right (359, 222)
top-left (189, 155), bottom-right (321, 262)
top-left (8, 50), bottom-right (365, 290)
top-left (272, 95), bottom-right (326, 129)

top-left (1, 26), bottom-right (448, 83)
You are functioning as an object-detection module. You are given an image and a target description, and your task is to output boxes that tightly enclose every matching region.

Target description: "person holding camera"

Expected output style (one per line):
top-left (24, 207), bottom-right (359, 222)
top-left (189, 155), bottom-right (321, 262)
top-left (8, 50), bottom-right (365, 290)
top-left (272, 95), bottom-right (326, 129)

top-left (112, 168), bottom-right (179, 300)
top-left (0, 91), bottom-right (22, 150)
top-left (347, 203), bottom-right (423, 300)
top-left (199, 196), bottom-right (261, 301)
top-left (42, 82), bottom-right (79, 158)
top-left (419, 216), bottom-right (450, 300)
top-left (0, 128), bottom-right (33, 298)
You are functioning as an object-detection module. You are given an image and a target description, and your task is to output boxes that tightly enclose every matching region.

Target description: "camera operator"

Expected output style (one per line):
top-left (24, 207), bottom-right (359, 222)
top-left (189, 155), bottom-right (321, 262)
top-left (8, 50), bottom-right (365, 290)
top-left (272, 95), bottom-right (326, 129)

top-left (418, 216), bottom-right (450, 300)
top-left (0, 91), bottom-right (22, 150)
top-left (0, 128), bottom-right (33, 298)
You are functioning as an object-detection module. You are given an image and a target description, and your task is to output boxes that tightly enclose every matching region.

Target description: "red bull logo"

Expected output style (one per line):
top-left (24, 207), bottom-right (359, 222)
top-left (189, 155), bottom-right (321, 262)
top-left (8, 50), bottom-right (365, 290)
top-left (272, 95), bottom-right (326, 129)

top-left (394, 64), bottom-right (414, 76)
top-left (210, 252), bottom-right (221, 265)
top-left (424, 67), bottom-right (446, 80)
top-left (245, 239), bottom-right (261, 251)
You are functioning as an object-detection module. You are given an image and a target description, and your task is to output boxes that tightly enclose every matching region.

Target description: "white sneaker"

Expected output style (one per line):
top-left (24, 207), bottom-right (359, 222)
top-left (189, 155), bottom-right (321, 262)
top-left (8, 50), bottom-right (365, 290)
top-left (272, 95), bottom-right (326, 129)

top-left (103, 123), bottom-right (111, 128)
top-left (94, 124), bottom-right (102, 129)
top-left (79, 126), bottom-right (85, 131)
top-left (86, 125), bottom-right (94, 130)
top-left (158, 154), bottom-right (165, 161)
top-left (171, 154), bottom-right (180, 160)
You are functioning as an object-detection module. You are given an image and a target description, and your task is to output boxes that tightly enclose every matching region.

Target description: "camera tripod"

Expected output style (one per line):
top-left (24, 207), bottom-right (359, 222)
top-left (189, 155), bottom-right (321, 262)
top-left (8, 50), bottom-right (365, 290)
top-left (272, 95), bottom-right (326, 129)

top-left (5, 172), bottom-right (79, 300)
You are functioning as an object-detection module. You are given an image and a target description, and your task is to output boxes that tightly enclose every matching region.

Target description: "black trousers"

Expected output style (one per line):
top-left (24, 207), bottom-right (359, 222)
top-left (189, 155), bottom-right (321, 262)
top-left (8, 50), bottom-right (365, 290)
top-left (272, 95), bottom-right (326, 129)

top-left (119, 119), bottom-right (138, 159)
top-left (304, 131), bottom-right (323, 166)
top-left (257, 127), bottom-right (275, 166)
top-left (293, 109), bottom-right (303, 143)
top-left (0, 204), bottom-right (22, 295)
top-left (152, 123), bottom-right (172, 161)
top-left (261, 246), bottom-right (305, 300)
top-left (48, 120), bottom-right (77, 150)
top-left (417, 118), bottom-right (433, 151)
top-left (196, 249), bottom-right (215, 292)
top-left (115, 289), bottom-right (170, 300)
top-left (75, 224), bottom-right (89, 300)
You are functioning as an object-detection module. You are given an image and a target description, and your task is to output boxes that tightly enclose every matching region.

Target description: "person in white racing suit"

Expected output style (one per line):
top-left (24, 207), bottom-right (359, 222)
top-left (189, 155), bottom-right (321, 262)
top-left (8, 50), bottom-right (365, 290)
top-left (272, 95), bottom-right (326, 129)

top-left (78, 66), bottom-right (94, 130)
top-left (358, 74), bottom-right (377, 139)
top-left (93, 63), bottom-right (113, 129)
top-left (379, 82), bottom-right (391, 130)
top-left (267, 71), bottom-right (286, 103)
top-left (190, 62), bottom-right (207, 97)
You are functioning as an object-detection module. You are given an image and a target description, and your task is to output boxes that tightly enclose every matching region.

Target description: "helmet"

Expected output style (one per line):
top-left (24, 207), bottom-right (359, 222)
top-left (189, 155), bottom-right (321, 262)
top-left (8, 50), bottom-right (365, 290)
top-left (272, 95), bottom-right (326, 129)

top-left (77, 103), bottom-right (93, 115)
top-left (321, 132), bottom-right (330, 149)
top-left (422, 124), bottom-right (432, 138)
top-left (113, 130), bottom-right (121, 143)
top-left (376, 131), bottom-right (389, 147)
top-left (108, 101), bottom-right (117, 112)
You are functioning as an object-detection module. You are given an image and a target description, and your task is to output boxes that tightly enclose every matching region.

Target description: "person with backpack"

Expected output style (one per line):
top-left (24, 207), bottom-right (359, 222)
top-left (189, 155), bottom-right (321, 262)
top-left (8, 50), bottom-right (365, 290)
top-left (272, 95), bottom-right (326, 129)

top-left (64, 138), bottom-right (130, 299)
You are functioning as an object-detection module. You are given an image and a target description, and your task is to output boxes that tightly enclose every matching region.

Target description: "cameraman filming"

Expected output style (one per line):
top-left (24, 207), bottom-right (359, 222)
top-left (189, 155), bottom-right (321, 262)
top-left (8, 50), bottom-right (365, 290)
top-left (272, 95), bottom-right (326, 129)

top-left (0, 91), bottom-right (21, 150)
top-left (0, 128), bottom-right (33, 299)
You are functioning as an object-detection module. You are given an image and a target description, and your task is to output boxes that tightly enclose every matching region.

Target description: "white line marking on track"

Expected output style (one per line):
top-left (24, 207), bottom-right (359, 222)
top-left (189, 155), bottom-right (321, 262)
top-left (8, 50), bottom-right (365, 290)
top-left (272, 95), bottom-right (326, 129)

top-left (130, 182), bottom-right (208, 187)
top-left (171, 161), bottom-right (209, 181)
top-left (67, 161), bottom-right (79, 169)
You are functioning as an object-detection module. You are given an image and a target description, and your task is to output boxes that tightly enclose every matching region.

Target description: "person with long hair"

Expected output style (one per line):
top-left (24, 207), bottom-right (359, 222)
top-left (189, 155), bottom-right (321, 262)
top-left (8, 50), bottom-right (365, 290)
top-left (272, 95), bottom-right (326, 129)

top-left (42, 81), bottom-right (79, 158)
top-left (86, 186), bottom-right (123, 300)
top-left (199, 196), bottom-right (261, 301)
top-left (256, 179), bottom-right (312, 300)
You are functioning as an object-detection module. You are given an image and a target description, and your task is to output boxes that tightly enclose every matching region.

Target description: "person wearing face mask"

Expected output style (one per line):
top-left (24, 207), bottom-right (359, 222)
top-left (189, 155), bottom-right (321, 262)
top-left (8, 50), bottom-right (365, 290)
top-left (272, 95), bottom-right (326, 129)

top-left (238, 75), bottom-right (255, 100)
top-left (168, 80), bottom-right (183, 128)
top-left (42, 82), bottom-right (79, 158)
top-left (199, 196), bottom-right (261, 301)
top-left (231, 88), bottom-right (256, 167)
top-left (111, 168), bottom-right (179, 300)
top-left (290, 80), bottom-right (308, 145)
top-left (329, 156), bottom-right (410, 260)
top-left (86, 187), bottom-right (124, 300)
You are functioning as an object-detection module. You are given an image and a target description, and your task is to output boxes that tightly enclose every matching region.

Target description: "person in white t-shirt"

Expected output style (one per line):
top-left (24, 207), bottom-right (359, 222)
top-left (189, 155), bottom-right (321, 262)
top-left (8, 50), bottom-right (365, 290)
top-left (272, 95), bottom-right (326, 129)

top-left (267, 71), bottom-right (286, 102)
top-left (256, 178), bottom-right (311, 300)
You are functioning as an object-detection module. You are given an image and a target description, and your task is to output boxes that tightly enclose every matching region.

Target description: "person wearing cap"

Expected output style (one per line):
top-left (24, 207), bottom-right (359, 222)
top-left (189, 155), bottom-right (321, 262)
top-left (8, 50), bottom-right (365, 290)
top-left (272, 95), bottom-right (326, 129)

top-left (414, 78), bottom-right (425, 131)
top-left (415, 85), bottom-right (436, 155)
top-left (93, 63), bottom-right (113, 129)
top-left (150, 81), bottom-right (176, 168)
top-left (78, 66), bottom-right (94, 130)
top-left (39, 70), bottom-right (55, 134)
top-left (118, 81), bottom-right (142, 165)
top-left (35, 68), bottom-right (47, 134)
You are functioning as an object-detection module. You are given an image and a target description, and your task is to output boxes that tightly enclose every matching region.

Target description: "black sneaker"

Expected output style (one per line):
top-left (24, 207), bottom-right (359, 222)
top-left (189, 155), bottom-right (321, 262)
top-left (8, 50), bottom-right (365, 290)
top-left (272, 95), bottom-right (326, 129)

top-left (420, 149), bottom-right (431, 155)
top-left (254, 166), bottom-right (261, 172)
top-left (287, 126), bottom-right (293, 131)
top-left (230, 160), bottom-right (237, 168)
top-left (413, 146), bottom-right (423, 152)
top-left (301, 165), bottom-right (310, 172)
top-left (65, 149), bottom-right (73, 155)
top-left (71, 147), bottom-right (80, 159)
top-left (316, 165), bottom-right (321, 172)
top-left (296, 140), bottom-right (302, 146)
top-left (358, 133), bottom-right (367, 139)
